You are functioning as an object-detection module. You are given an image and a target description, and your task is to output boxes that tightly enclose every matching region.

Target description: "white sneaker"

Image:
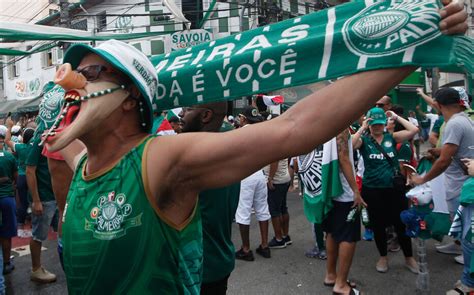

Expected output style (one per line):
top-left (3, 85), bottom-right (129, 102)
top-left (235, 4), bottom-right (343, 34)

top-left (447, 282), bottom-right (474, 295)
top-left (17, 229), bottom-right (32, 238)
top-left (436, 242), bottom-right (462, 255)
top-left (455, 255), bottom-right (464, 265)
top-left (31, 267), bottom-right (57, 283)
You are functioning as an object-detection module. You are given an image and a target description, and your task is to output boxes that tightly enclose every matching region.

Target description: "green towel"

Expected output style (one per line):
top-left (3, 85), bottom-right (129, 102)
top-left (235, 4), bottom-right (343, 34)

top-left (150, 0), bottom-right (473, 110)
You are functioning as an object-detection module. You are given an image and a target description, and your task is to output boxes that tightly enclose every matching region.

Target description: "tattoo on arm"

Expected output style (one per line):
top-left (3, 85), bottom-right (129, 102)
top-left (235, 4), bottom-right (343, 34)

top-left (336, 129), bottom-right (349, 155)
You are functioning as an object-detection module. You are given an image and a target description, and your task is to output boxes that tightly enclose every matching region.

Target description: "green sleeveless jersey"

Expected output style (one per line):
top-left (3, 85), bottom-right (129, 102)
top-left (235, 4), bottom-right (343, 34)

top-left (63, 136), bottom-right (203, 294)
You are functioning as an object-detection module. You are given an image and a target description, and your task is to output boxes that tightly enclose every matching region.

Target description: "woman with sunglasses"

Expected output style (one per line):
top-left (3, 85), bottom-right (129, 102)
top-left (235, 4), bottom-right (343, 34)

top-left (352, 107), bottom-right (418, 274)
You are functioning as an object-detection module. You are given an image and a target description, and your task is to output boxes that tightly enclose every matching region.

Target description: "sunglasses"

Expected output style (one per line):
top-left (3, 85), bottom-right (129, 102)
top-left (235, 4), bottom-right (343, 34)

top-left (75, 65), bottom-right (114, 81)
top-left (375, 103), bottom-right (385, 107)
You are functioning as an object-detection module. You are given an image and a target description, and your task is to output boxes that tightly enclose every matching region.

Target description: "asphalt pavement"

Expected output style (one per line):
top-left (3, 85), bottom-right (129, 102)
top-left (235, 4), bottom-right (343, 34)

top-left (5, 187), bottom-right (462, 295)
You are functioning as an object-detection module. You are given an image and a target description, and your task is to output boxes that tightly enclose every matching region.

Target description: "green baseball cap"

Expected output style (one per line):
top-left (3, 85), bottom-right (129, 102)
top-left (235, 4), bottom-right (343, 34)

top-left (63, 40), bottom-right (158, 131)
top-left (366, 107), bottom-right (386, 125)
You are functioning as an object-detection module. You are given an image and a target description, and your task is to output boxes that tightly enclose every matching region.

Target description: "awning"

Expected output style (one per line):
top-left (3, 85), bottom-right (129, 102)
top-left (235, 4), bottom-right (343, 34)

top-left (0, 95), bottom-right (43, 115)
top-left (0, 21), bottom-right (171, 42)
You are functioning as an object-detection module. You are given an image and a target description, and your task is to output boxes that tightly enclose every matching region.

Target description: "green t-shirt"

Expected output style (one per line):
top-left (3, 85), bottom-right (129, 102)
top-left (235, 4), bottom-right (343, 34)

top-left (397, 141), bottom-right (412, 163)
top-left (432, 116), bottom-right (445, 135)
top-left (220, 121), bottom-right (234, 132)
top-left (460, 177), bottom-right (474, 206)
top-left (360, 133), bottom-right (398, 188)
top-left (14, 143), bottom-right (32, 176)
top-left (63, 136), bottom-right (203, 294)
top-left (0, 150), bottom-right (17, 197)
top-left (199, 120), bottom-right (238, 283)
top-left (199, 182), bottom-right (240, 283)
top-left (25, 138), bottom-right (55, 202)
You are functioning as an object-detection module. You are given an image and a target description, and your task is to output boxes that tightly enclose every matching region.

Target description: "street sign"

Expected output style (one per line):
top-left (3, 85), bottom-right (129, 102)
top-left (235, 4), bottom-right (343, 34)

top-left (170, 29), bottom-right (212, 50)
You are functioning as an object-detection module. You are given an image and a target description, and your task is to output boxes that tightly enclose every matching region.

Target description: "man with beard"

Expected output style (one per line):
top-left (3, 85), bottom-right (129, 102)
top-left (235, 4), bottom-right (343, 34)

top-left (43, 4), bottom-right (467, 293)
top-left (180, 103), bottom-right (240, 294)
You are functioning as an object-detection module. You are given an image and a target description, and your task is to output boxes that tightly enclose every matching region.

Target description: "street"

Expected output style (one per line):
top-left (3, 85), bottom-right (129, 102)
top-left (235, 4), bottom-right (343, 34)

top-left (5, 188), bottom-right (462, 295)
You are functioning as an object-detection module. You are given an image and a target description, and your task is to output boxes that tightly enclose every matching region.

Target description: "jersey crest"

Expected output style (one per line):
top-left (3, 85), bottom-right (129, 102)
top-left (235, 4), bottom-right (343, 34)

top-left (85, 191), bottom-right (142, 240)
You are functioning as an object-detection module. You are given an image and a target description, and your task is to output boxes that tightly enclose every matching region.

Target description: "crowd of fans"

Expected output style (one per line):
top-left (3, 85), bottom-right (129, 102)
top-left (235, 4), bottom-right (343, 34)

top-left (0, 84), bottom-right (473, 294)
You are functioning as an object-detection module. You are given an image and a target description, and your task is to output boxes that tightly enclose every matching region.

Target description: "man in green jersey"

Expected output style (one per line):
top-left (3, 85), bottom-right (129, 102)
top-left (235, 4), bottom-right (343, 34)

top-left (180, 102), bottom-right (240, 294)
top-left (26, 137), bottom-right (57, 283)
top-left (40, 4), bottom-right (466, 294)
top-left (4, 121), bottom-right (35, 239)
top-left (0, 131), bottom-right (18, 276)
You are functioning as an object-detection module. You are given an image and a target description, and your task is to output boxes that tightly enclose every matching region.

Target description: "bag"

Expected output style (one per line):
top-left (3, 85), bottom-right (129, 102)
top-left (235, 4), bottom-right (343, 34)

top-left (392, 172), bottom-right (406, 191)
top-left (370, 136), bottom-right (407, 191)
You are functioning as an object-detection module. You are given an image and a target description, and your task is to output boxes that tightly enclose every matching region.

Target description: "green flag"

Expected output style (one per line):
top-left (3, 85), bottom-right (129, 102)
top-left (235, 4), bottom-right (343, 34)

top-left (298, 138), bottom-right (343, 224)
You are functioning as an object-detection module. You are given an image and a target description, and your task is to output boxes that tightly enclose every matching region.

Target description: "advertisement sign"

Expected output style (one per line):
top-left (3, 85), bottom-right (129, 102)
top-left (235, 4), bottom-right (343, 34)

top-left (170, 29), bottom-right (213, 50)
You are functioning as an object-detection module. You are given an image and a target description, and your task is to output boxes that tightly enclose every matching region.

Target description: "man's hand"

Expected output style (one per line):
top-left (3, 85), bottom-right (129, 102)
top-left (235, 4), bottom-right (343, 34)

top-left (416, 88), bottom-right (425, 97)
top-left (439, 1), bottom-right (468, 35)
top-left (32, 201), bottom-right (43, 215)
top-left (267, 179), bottom-right (275, 190)
top-left (5, 117), bottom-right (14, 129)
top-left (428, 148), bottom-right (441, 158)
top-left (352, 191), bottom-right (367, 208)
top-left (409, 174), bottom-right (425, 186)
top-left (385, 110), bottom-right (398, 121)
top-left (360, 117), bottom-right (371, 131)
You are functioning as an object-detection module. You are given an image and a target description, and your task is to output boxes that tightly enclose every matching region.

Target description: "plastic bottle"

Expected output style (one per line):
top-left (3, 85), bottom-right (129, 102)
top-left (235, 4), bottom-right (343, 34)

top-left (346, 208), bottom-right (357, 222)
top-left (361, 207), bottom-right (370, 226)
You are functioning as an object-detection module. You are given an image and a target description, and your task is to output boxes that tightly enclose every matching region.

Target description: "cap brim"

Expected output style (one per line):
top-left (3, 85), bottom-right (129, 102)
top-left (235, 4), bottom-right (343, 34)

top-left (369, 119), bottom-right (386, 125)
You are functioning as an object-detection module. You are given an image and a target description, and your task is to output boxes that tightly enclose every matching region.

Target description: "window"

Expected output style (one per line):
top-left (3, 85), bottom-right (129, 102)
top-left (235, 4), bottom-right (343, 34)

top-left (7, 57), bottom-right (19, 79)
top-left (150, 40), bottom-right (165, 55)
top-left (26, 46), bottom-right (33, 70)
top-left (97, 11), bottom-right (107, 32)
top-left (290, 0), bottom-right (298, 15)
top-left (41, 48), bottom-right (62, 68)
top-left (218, 18), bottom-right (228, 33)
top-left (0, 69), bottom-right (4, 95)
top-left (42, 50), bottom-right (54, 68)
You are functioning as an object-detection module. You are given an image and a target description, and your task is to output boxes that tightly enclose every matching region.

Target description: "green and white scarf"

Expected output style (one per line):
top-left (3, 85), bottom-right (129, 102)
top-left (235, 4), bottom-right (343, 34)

top-left (150, 0), bottom-right (473, 110)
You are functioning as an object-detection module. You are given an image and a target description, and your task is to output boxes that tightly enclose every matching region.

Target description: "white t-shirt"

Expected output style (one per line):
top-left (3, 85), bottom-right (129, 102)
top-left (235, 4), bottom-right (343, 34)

top-left (408, 117), bottom-right (419, 140)
top-left (263, 159), bottom-right (291, 184)
top-left (334, 135), bottom-right (356, 202)
top-left (425, 113), bottom-right (439, 133)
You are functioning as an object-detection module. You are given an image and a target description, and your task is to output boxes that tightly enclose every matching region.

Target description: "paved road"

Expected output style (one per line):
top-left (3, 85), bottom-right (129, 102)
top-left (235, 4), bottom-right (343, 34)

top-left (6, 191), bottom-right (461, 295)
top-left (228, 190), bottom-right (460, 295)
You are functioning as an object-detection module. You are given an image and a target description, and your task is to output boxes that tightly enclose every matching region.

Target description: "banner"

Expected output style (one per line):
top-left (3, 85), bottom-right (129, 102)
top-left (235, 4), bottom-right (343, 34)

top-left (150, 0), bottom-right (473, 111)
top-left (298, 138), bottom-right (342, 224)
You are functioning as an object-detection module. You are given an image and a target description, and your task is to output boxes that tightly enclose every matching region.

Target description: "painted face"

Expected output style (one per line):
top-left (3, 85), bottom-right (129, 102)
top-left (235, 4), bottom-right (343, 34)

top-left (44, 54), bottom-right (130, 152)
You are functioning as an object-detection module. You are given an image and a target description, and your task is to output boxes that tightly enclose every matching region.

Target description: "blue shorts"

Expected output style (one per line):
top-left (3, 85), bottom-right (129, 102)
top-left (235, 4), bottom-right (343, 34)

top-left (31, 201), bottom-right (57, 242)
top-left (0, 196), bottom-right (17, 238)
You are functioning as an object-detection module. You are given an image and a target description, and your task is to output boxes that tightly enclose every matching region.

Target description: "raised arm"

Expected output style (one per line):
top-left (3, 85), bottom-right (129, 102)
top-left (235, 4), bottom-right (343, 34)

top-left (4, 118), bottom-right (16, 152)
top-left (352, 118), bottom-right (370, 150)
top-left (387, 111), bottom-right (419, 143)
top-left (148, 67), bottom-right (416, 199)
top-left (416, 88), bottom-right (437, 110)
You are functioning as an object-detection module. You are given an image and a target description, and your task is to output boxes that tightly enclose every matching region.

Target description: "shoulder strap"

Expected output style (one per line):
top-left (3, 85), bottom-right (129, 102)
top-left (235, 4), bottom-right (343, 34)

top-left (369, 135), bottom-right (398, 172)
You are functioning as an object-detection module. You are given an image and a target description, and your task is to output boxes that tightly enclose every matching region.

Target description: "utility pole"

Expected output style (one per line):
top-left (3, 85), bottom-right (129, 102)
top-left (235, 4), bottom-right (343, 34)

top-left (431, 68), bottom-right (439, 94)
top-left (59, 0), bottom-right (72, 51)
top-left (59, 0), bottom-right (71, 28)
